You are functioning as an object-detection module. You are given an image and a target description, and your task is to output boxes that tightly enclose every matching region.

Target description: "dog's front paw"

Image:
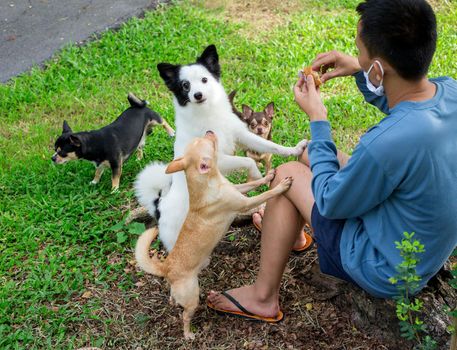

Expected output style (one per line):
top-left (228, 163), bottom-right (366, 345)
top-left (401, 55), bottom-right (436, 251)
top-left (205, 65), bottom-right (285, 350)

top-left (90, 179), bottom-right (99, 185)
top-left (291, 139), bottom-right (309, 156)
top-left (277, 176), bottom-right (293, 193)
top-left (263, 169), bottom-right (276, 184)
top-left (111, 186), bottom-right (119, 194)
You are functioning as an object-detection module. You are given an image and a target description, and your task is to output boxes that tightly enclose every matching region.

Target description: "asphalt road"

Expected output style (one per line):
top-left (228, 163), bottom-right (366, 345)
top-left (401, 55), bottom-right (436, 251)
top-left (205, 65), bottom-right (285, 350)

top-left (0, 0), bottom-right (165, 82)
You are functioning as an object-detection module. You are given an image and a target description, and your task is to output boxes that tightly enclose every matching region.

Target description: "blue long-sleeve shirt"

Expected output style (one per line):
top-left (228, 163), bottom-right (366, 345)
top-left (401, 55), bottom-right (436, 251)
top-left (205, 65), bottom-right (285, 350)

top-left (308, 71), bottom-right (457, 298)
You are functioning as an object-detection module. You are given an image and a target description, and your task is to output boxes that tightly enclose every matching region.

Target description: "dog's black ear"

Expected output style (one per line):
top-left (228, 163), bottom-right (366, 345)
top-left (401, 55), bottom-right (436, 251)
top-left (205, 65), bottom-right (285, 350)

top-left (264, 102), bottom-right (275, 119)
top-left (62, 120), bottom-right (72, 134)
top-left (242, 104), bottom-right (254, 120)
top-left (69, 134), bottom-right (82, 147)
top-left (197, 45), bottom-right (220, 80)
top-left (157, 63), bottom-right (180, 89)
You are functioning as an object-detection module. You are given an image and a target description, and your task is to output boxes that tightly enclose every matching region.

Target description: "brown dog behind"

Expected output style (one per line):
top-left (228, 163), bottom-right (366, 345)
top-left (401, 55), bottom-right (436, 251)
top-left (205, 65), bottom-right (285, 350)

top-left (228, 90), bottom-right (274, 174)
top-left (135, 131), bottom-right (292, 339)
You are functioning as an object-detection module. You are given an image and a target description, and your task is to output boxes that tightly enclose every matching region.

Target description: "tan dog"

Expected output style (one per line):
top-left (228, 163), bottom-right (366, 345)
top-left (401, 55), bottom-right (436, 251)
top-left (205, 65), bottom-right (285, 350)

top-left (135, 131), bottom-right (293, 339)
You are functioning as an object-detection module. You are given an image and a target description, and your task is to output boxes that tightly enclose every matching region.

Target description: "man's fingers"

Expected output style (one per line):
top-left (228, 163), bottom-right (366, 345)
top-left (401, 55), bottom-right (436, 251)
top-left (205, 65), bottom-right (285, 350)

top-left (312, 52), bottom-right (336, 71)
top-left (294, 83), bottom-right (303, 95)
top-left (320, 69), bottom-right (340, 83)
top-left (306, 75), bottom-right (317, 92)
top-left (295, 75), bottom-right (305, 90)
top-left (314, 51), bottom-right (332, 61)
top-left (293, 80), bottom-right (303, 98)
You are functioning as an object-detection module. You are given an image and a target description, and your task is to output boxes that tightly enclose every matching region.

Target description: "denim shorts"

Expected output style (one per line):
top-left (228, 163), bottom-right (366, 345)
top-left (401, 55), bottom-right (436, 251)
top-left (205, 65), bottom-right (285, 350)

top-left (311, 203), bottom-right (357, 284)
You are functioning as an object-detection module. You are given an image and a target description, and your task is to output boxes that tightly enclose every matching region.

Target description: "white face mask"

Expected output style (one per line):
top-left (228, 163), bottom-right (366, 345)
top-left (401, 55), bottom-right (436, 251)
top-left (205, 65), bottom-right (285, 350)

top-left (363, 60), bottom-right (385, 96)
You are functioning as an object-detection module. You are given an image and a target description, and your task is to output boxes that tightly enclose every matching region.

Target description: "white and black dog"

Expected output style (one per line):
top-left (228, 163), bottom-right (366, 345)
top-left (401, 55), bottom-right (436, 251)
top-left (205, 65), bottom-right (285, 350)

top-left (135, 45), bottom-right (307, 251)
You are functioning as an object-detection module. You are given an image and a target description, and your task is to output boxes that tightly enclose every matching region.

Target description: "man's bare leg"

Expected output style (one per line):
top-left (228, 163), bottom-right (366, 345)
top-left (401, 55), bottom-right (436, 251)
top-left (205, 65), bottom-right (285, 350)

top-left (207, 161), bottom-right (315, 317)
top-left (253, 207), bottom-right (309, 249)
top-left (252, 147), bottom-right (349, 247)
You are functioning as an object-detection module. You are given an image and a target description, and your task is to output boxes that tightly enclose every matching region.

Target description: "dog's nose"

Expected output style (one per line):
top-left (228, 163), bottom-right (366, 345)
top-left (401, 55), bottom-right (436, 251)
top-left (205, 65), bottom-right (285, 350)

top-left (51, 155), bottom-right (57, 162)
top-left (205, 130), bottom-right (217, 141)
top-left (194, 92), bottom-right (203, 101)
top-left (257, 128), bottom-right (263, 134)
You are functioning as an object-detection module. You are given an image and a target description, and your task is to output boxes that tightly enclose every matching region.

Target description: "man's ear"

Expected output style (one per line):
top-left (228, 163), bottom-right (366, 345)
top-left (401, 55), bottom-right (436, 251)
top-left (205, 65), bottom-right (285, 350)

top-left (157, 63), bottom-right (180, 90)
top-left (242, 105), bottom-right (254, 120)
top-left (69, 134), bottom-right (82, 147)
top-left (196, 45), bottom-right (220, 80)
top-left (198, 157), bottom-right (211, 174)
top-left (165, 157), bottom-right (186, 174)
top-left (264, 102), bottom-right (274, 119)
top-left (62, 120), bottom-right (72, 134)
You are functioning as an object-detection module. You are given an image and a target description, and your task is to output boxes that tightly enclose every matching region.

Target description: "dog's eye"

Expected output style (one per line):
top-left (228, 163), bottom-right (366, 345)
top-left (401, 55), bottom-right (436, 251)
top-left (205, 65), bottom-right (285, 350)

top-left (182, 80), bottom-right (190, 92)
top-left (250, 122), bottom-right (256, 128)
top-left (202, 77), bottom-right (208, 84)
top-left (262, 120), bottom-right (268, 126)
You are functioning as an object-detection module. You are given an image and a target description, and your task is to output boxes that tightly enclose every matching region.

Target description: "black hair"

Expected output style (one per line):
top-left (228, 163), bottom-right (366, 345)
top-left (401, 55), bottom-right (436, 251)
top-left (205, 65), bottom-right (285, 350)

top-left (356, 0), bottom-right (437, 80)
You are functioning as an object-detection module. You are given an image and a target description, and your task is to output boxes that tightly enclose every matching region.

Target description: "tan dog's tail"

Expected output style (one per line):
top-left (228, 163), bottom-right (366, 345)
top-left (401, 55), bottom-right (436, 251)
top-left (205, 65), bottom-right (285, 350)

top-left (135, 227), bottom-right (166, 277)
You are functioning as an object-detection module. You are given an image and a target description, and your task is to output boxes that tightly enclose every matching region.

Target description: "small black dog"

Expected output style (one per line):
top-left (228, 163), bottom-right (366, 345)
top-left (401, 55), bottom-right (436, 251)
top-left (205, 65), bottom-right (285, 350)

top-left (52, 93), bottom-right (174, 191)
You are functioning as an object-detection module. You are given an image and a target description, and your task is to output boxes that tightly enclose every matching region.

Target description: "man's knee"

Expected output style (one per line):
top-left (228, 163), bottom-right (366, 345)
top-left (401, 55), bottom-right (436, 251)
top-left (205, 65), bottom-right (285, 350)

top-left (271, 161), bottom-right (308, 187)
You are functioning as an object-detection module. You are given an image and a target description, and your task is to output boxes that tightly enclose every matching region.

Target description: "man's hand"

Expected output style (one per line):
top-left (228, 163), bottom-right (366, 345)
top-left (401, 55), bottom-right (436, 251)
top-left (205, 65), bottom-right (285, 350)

top-left (312, 50), bottom-right (361, 83)
top-left (294, 74), bottom-right (327, 121)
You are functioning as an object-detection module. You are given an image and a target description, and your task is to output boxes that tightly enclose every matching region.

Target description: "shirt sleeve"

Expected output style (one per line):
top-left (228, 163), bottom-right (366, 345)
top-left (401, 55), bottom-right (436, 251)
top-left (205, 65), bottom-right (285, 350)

top-left (353, 70), bottom-right (389, 115)
top-left (308, 121), bottom-right (396, 219)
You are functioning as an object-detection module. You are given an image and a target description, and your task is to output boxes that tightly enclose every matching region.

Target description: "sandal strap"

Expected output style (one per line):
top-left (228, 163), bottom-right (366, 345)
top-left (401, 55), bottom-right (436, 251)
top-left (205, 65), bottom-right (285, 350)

top-left (221, 291), bottom-right (255, 316)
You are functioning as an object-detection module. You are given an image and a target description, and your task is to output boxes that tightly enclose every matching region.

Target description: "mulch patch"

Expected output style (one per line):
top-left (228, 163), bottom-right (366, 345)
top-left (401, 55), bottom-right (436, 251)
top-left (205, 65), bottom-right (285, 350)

top-left (70, 224), bottom-right (417, 349)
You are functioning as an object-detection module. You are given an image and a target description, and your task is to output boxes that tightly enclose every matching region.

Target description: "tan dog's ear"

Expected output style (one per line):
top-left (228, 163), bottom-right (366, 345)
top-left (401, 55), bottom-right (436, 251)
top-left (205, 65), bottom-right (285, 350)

top-left (198, 157), bottom-right (211, 174)
top-left (166, 157), bottom-right (186, 174)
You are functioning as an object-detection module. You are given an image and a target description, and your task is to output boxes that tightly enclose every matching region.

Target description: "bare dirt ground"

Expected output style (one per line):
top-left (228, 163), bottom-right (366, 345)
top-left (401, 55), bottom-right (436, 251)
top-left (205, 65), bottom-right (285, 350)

top-left (75, 226), bottom-right (398, 349)
top-left (74, 221), bottom-right (455, 349)
top-left (197, 0), bottom-right (309, 30)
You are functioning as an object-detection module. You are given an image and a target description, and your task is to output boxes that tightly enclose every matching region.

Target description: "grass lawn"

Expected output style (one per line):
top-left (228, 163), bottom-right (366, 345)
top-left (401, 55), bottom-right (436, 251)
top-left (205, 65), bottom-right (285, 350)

top-left (1, 0), bottom-right (456, 348)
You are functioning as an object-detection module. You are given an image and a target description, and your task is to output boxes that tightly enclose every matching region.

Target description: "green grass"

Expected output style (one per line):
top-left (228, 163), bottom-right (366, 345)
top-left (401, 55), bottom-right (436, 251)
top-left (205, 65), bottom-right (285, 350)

top-left (1, 1), bottom-right (456, 348)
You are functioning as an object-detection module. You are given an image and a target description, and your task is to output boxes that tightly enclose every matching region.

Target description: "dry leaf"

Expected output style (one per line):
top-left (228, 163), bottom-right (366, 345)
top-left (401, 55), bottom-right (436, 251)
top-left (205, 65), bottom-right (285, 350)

top-left (82, 291), bottom-right (92, 299)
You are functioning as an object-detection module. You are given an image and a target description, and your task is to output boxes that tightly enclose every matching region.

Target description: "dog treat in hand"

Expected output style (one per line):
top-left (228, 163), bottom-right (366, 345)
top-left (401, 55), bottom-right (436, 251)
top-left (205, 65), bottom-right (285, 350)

top-left (302, 66), bottom-right (322, 88)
